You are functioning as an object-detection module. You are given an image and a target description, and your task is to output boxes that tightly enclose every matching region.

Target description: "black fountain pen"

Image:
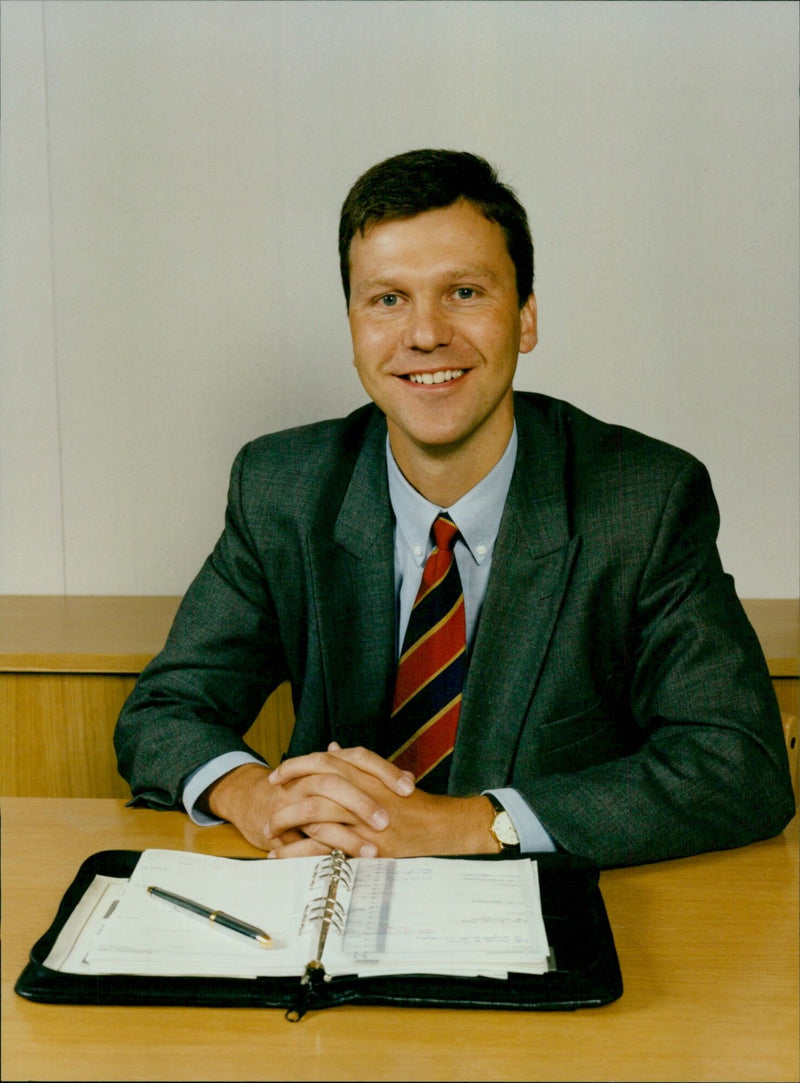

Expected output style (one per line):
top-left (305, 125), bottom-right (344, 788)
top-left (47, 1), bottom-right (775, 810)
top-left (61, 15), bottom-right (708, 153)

top-left (148, 885), bottom-right (272, 948)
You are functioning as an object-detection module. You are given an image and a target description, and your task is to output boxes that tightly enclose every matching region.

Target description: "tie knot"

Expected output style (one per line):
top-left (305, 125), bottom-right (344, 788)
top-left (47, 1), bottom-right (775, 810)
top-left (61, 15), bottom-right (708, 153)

top-left (432, 513), bottom-right (459, 553)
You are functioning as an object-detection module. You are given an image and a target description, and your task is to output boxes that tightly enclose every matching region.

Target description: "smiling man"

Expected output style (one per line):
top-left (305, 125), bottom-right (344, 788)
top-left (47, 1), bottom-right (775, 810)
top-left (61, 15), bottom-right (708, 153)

top-left (115, 150), bottom-right (794, 868)
top-left (347, 199), bottom-right (537, 507)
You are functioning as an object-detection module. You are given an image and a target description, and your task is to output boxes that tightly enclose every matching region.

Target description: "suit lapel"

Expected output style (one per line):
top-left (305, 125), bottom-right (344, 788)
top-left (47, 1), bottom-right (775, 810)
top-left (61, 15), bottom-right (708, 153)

top-left (310, 412), bottom-right (397, 747)
top-left (450, 400), bottom-right (579, 792)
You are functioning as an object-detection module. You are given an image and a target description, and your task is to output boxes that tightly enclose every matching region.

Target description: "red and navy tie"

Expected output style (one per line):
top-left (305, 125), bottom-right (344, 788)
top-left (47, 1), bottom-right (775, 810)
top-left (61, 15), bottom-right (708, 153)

top-left (388, 514), bottom-right (466, 792)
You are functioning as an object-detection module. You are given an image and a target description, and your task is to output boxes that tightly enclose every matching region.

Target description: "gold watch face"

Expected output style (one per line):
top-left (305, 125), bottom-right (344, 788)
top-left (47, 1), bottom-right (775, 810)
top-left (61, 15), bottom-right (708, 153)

top-left (493, 810), bottom-right (519, 847)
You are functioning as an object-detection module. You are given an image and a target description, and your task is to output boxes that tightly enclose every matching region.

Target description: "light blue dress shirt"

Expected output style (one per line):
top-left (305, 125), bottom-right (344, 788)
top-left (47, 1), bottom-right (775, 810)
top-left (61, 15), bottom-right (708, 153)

top-left (184, 426), bottom-right (556, 853)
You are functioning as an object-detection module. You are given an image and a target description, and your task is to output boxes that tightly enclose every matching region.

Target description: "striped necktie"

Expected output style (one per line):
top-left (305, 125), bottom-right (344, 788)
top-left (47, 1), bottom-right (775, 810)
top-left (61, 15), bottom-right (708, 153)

top-left (387, 513), bottom-right (466, 792)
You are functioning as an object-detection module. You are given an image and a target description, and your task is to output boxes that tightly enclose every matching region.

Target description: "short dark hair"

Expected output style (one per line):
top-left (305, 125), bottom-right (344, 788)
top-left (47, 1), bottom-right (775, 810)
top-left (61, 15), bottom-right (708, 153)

top-left (339, 149), bottom-right (534, 308)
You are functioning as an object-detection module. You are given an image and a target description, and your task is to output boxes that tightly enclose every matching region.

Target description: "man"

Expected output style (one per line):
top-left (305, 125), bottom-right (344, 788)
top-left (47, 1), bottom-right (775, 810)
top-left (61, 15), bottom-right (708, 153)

top-left (115, 149), bottom-right (794, 868)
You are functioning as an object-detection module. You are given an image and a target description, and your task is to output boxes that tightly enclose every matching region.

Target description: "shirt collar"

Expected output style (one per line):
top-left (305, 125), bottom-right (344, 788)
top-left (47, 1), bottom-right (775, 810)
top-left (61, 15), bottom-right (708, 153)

top-left (386, 425), bottom-right (518, 567)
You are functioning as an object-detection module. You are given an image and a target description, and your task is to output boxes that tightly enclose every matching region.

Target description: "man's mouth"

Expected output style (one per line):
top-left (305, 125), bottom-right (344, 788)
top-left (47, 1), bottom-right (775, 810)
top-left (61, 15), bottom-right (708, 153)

top-left (403, 369), bottom-right (465, 385)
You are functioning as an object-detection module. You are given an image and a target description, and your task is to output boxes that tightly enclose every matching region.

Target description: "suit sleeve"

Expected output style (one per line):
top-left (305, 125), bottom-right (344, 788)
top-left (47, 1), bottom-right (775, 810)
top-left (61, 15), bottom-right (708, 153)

top-left (114, 444), bottom-right (288, 809)
top-left (524, 457), bottom-right (796, 867)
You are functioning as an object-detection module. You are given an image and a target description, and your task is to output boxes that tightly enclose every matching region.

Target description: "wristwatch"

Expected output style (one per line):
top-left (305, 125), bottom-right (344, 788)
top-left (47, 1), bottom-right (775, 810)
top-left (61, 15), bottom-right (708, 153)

top-left (486, 793), bottom-right (520, 854)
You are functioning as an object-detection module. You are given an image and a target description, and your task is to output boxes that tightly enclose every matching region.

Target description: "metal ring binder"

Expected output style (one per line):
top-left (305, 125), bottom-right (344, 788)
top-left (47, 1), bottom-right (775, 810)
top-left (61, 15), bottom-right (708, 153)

top-left (288, 850), bottom-right (353, 1022)
top-left (16, 848), bottom-right (623, 1019)
top-left (309, 849), bottom-right (353, 890)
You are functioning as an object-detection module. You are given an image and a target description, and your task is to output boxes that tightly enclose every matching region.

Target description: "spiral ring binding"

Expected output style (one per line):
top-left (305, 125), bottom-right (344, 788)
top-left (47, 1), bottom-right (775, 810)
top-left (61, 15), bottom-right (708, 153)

top-left (309, 849), bottom-right (353, 890)
top-left (288, 850), bottom-right (353, 1022)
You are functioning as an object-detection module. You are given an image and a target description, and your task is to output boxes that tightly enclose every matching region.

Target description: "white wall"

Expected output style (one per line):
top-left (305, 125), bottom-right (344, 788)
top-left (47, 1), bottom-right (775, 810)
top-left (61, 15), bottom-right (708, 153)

top-left (1, 0), bottom-right (797, 597)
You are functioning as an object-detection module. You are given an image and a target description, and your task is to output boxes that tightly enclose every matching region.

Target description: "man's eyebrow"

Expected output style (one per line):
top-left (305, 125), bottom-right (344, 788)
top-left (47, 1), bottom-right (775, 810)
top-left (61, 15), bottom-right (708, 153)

top-left (352, 278), bottom-right (397, 297)
top-left (447, 265), bottom-right (500, 282)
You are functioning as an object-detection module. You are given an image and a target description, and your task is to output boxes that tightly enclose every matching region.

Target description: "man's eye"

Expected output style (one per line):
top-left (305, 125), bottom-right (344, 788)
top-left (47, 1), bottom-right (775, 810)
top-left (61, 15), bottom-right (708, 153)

top-left (379, 294), bottom-right (399, 307)
top-left (455, 287), bottom-right (476, 300)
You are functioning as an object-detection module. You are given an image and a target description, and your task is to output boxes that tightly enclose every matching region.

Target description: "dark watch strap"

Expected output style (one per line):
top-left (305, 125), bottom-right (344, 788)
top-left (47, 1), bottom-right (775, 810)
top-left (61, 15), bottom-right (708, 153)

top-left (485, 793), bottom-right (521, 853)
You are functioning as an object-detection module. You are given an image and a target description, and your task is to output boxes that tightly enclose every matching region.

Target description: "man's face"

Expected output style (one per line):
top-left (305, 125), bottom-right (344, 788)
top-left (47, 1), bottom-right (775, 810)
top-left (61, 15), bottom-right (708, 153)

top-left (347, 200), bottom-right (537, 478)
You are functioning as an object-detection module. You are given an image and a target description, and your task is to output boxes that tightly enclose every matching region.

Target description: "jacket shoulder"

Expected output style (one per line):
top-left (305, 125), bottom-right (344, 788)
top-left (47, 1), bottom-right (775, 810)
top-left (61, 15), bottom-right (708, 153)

top-left (229, 403), bottom-right (384, 524)
top-left (242, 402), bottom-right (378, 463)
top-left (514, 391), bottom-right (699, 475)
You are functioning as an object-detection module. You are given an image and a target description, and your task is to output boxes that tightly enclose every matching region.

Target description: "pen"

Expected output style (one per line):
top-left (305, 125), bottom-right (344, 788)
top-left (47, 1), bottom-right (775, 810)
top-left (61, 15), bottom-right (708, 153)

top-left (147, 885), bottom-right (272, 948)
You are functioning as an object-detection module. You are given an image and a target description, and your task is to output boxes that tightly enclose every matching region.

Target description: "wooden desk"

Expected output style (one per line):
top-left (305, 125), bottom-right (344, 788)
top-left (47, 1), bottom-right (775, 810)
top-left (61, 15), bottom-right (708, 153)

top-left (1, 596), bottom-right (797, 798)
top-left (741, 599), bottom-right (800, 717)
top-left (1, 798), bottom-right (797, 1083)
top-left (0, 596), bottom-right (294, 795)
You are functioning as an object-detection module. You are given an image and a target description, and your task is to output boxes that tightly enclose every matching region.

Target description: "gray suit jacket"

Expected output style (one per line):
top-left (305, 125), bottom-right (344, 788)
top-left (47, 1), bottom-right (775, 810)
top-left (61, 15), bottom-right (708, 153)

top-left (115, 393), bottom-right (795, 866)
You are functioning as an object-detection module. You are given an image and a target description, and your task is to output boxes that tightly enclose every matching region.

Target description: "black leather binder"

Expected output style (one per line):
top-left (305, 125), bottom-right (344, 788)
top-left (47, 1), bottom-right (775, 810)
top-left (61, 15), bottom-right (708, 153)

top-left (15, 849), bottom-right (622, 1016)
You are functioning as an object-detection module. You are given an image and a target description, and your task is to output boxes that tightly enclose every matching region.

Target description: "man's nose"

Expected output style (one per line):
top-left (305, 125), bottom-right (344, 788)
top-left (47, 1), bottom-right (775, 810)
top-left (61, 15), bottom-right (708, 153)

top-left (403, 301), bottom-right (453, 351)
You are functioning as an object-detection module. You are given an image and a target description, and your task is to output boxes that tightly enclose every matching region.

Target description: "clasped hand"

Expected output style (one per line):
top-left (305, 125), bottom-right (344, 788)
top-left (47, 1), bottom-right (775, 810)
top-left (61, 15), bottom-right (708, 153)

top-left (267, 742), bottom-right (417, 857)
top-left (206, 743), bottom-right (494, 859)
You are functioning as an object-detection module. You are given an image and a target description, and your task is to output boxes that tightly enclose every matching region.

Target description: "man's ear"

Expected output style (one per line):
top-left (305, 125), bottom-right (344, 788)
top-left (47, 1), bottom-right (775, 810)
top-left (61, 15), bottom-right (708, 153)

top-left (519, 293), bottom-right (538, 354)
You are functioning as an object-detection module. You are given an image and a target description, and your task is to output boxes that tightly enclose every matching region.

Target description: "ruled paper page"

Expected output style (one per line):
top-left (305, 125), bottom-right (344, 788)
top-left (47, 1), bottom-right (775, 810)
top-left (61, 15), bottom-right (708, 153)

top-left (331, 857), bottom-right (550, 977)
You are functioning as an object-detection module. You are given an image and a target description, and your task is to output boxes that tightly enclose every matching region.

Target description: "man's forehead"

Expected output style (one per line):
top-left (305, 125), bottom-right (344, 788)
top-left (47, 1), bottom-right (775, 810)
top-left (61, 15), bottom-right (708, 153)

top-left (351, 207), bottom-right (508, 265)
top-left (352, 264), bottom-right (501, 294)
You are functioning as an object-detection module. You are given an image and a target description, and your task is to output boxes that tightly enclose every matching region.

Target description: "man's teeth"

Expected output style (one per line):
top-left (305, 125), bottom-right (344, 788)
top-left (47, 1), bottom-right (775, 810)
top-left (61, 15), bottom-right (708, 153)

top-left (407, 369), bottom-right (465, 385)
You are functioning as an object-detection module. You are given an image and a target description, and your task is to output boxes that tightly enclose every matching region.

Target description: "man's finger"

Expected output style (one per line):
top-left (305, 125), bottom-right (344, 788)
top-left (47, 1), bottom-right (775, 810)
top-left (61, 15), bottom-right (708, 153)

top-left (267, 787), bottom-right (390, 838)
top-left (327, 743), bottom-right (416, 794)
top-left (269, 746), bottom-right (414, 797)
top-left (268, 823), bottom-right (380, 860)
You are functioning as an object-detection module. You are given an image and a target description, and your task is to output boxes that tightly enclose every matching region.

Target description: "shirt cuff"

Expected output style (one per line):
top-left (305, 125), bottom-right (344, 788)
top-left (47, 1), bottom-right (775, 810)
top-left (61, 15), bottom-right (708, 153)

top-left (182, 751), bottom-right (266, 826)
top-left (483, 787), bottom-right (557, 853)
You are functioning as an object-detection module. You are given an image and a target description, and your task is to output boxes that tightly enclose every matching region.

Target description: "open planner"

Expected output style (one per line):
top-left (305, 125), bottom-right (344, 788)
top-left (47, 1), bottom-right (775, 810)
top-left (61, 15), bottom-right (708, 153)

top-left (16, 848), bottom-right (623, 1017)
